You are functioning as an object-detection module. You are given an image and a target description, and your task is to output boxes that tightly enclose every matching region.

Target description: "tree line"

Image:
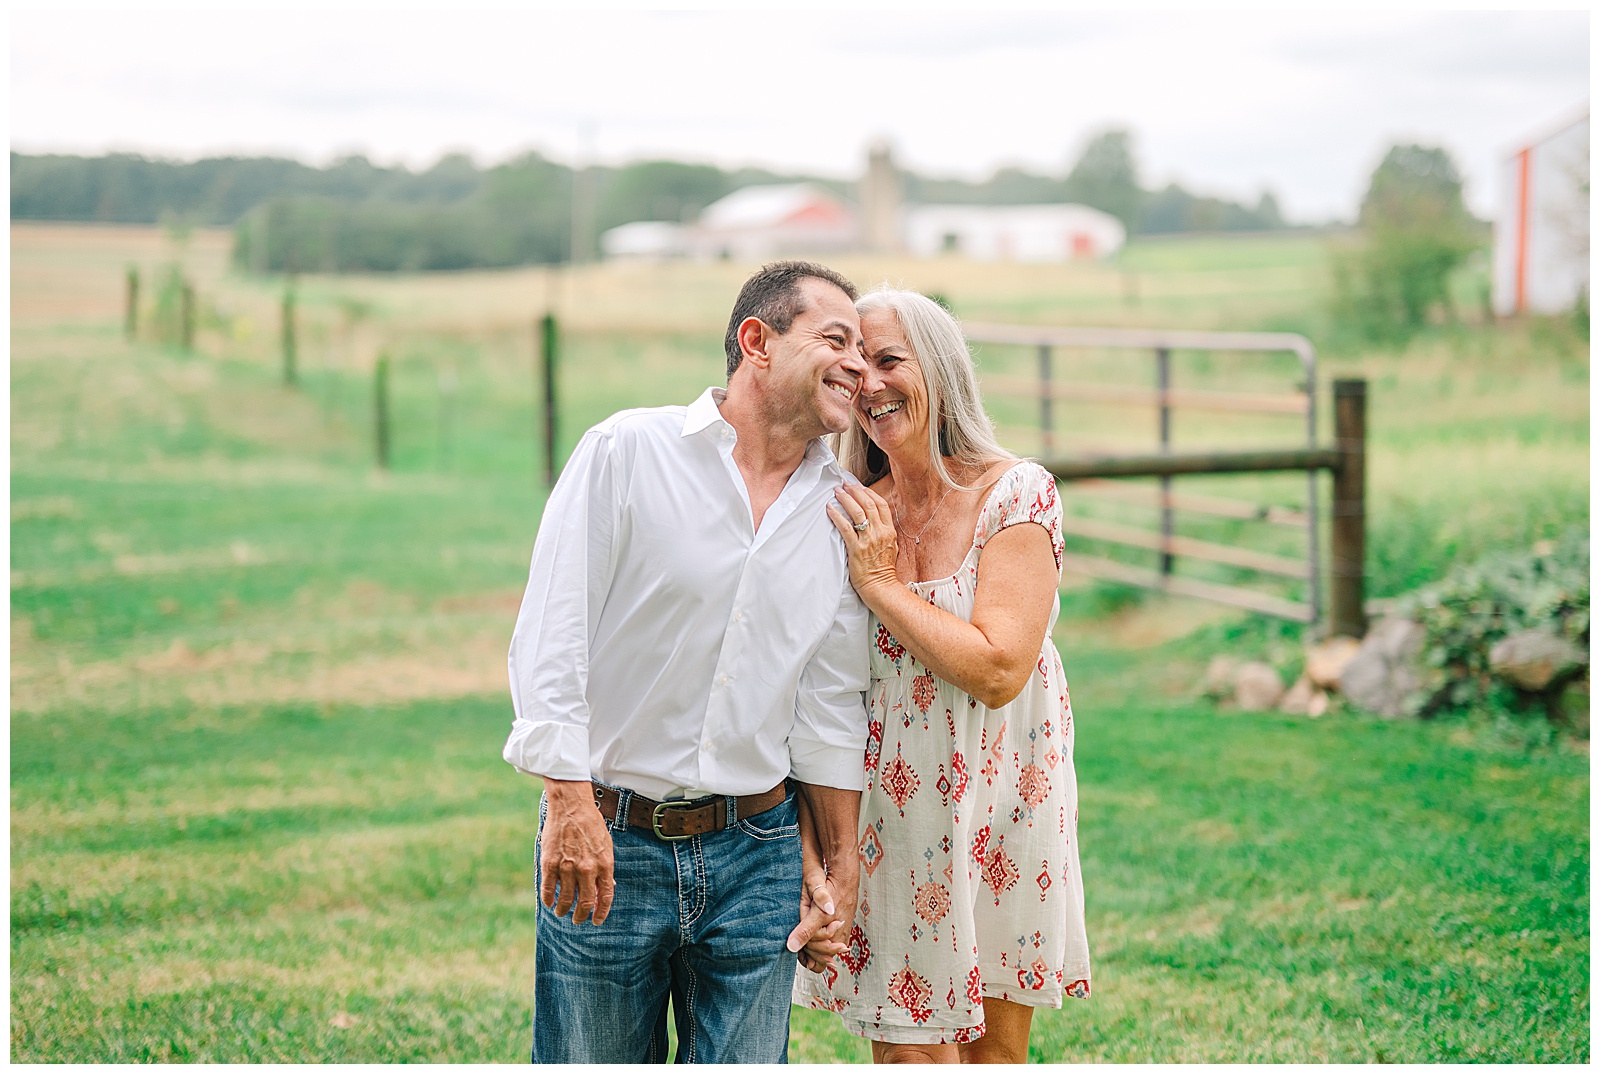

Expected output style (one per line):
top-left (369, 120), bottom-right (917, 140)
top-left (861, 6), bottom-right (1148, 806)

top-left (11, 130), bottom-right (1291, 273)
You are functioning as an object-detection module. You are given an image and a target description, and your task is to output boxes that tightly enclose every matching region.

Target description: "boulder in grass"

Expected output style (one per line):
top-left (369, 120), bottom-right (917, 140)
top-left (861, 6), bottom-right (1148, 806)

top-left (1279, 674), bottom-right (1315, 714)
top-left (1233, 661), bottom-right (1285, 711)
top-left (1280, 674), bottom-right (1331, 718)
top-left (1340, 616), bottom-right (1427, 719)
top-left (1488, 630), bottom-right (1587, 691)
top-left (1306, 636), bottom-right (1363, 690)
top-left (1200, 656), bottom-right (1241, 700)
top-left (1307, 689), bottom-right (1330, 719)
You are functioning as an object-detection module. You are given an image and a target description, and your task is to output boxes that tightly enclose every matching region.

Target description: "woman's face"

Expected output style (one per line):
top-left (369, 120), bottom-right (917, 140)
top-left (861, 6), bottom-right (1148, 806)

top-left (855, 307), bottom-right (930, 459)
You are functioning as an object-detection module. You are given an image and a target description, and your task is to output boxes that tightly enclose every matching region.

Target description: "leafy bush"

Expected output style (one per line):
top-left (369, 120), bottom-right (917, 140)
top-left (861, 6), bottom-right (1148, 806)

top-left (1399, 527), bottom-right (1589, 722)
top-left (1331, 144), bottom-right (1481, 344)
top-left (148, 264), bottom-right (190, 347)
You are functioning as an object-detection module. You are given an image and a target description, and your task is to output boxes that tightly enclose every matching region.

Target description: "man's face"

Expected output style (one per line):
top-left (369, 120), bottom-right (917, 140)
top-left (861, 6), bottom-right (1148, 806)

top-left (764, 278), bottom-right (866, 435)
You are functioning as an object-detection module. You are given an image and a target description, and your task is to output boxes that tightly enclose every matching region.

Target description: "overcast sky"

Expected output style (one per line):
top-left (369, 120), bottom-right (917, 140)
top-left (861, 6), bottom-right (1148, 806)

top-left (10, 8), bottom-right (1590, 222)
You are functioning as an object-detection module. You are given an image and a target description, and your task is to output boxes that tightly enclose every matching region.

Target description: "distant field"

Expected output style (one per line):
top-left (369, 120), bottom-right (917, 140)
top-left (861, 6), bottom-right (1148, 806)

top-left (10, 224), bottom-right (1588, 1062)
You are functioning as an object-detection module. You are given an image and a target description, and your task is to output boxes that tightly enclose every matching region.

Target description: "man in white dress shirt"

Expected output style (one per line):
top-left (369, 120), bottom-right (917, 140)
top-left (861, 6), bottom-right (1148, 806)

top-left (503, 261), bottom-right (871, 1063)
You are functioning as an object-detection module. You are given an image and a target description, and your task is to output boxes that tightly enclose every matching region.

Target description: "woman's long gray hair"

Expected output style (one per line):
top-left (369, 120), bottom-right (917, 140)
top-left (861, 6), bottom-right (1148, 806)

top-left (836, 287), bottom-right (1014, 490)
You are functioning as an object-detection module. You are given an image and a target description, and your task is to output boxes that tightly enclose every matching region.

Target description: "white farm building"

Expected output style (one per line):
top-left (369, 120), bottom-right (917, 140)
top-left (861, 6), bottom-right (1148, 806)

top-left (1492, 107), bottom-right (1589, 315)
top-left (692, 184), bottom-right (859, 261)
top-left (598, 183), bottom-right (859, 263)
top-left (903, 204), bottom-right (1126, 261)
top-left (598, 153), bottom-right (1128, 265)
top-left (599, 220), bottom-right (690, 260)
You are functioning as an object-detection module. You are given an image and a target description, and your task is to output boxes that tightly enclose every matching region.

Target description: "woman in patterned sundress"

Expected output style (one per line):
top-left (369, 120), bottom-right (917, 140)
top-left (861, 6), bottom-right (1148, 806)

top-left (792, 288), bottom-right (1090, 1063)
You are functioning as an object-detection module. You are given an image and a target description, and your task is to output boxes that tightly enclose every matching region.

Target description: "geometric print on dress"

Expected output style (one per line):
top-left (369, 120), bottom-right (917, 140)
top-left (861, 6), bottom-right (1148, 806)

top-left (865, 718), bottom-right (884, 773)
top-left (1018, 957), bottom-right (1053, 991)
top-left (842, 923), bottom-right (872, 977)
top-left (965, 965), bottom-right (985, 1006)
top-left (888, 957), bottom-right (934, 1025)
top-left (914, 878), bottom-right (951, 925)
top-left (1017, 763), bottom-right (1050, 809)
top-left (980, 840), bottom-right (1020, 904)
top-left (970, 823), bottom-right (990, 868)
top-left (875, 623), bottom-right (906, 664)
top-left (881, 746), bottom-right (920, 817)
top-left (859, 824), bottom-right (885, 876)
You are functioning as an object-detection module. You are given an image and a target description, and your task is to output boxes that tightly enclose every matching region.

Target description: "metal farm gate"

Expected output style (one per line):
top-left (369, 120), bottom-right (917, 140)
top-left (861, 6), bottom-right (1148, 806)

top-left (965, 324), bottom-right (1367, 639)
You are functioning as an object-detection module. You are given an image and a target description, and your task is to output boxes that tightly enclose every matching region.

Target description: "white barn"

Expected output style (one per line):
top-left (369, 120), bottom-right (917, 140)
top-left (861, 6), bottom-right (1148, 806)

top-left (903, 203), bottom-right (1126, 262)
top-left (599, 220), bottom-right (689, 260)
top-left (1492, 108), bottom-right (1589, 315)
top-left (690, 184), bottom-right (859, 261)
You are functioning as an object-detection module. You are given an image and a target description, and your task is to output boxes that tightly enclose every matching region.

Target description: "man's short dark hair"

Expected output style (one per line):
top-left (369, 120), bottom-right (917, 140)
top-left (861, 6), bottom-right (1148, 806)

top-left (724, 260), bottom-right (860, 379)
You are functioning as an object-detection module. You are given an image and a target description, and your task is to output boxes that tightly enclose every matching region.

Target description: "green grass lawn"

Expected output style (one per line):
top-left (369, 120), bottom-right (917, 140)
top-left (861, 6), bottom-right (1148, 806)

top-left (11, 226), bottom-right (1589, 1061)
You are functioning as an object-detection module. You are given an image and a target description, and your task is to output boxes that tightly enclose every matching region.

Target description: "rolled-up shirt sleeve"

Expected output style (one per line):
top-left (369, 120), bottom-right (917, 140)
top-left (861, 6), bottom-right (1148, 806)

top-left (789, 569), bottom-right (871, 790)
top-left (503, 426), bottom-right (618, 781)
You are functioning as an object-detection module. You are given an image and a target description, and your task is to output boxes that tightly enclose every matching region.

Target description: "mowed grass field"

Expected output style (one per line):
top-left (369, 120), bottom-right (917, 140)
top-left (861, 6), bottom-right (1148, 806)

top-left (10, 223), bottom-right (1589, 1062)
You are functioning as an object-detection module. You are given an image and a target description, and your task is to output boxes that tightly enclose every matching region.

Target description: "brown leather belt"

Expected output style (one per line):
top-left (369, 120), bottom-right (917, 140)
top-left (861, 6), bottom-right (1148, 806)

top-left (592, 782), bottom-right (788, 841)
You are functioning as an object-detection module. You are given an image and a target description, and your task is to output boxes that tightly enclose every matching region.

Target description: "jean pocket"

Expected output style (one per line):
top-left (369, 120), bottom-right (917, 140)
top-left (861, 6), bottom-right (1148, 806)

top-left (736, 794), bottom-right (800, 841)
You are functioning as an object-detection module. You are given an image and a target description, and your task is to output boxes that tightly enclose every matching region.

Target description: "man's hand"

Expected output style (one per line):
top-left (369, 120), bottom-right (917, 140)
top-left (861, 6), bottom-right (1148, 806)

top-left (787, 783), bottom-right (861, 972)
top-left (796, 870), bottom-right (850, 972)
top-left (539, 778), bottom-right (616, 926)
top-left (790, 816), bottom-right (848, 972)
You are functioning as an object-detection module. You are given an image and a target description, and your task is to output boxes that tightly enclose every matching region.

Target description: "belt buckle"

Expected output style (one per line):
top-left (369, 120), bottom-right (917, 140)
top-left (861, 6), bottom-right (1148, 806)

top-left (651, 799), bottom-right (700, 841)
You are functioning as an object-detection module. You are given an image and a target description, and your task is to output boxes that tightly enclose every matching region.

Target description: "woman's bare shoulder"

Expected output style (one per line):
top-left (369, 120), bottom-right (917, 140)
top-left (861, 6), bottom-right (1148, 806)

top-left (974, 457), bottom-right (1027, 496)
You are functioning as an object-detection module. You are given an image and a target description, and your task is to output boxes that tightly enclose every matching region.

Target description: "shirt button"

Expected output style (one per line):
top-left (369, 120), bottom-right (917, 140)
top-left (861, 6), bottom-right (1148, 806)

top-left (733, 610), bottom-right (743, 623)
top-left (718, 674), bottom-right (730, 686)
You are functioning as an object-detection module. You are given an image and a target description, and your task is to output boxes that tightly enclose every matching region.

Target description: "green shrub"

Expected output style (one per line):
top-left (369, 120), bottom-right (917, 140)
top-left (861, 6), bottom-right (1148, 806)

top-left (1399, 527), bottom-right (1589, 722)
top-left (1330, 144), bottom-right (1481, 344)
top-left (148, 263), bottom-right (189, 347)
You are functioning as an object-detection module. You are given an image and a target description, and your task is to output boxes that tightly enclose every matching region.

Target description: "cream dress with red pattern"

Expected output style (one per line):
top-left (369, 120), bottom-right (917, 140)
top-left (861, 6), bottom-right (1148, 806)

top-left (794, 461), bottom-right (1090, 1044)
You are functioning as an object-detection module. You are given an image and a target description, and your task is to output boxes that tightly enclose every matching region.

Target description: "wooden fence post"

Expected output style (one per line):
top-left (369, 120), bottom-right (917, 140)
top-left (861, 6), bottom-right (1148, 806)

top-left (179, 281), bottom-right (196, 352)
top-left (125, 266), bottom-right (139, 341)
top-left (1037, 344), bottom-right (1053, 455)
top-left (374, 354), bottom-right (391, 470)
top-left (1329, 378), bottom-right (1367, 638)
top-left (437, 366), bottom-right (456, 472)
top-left (282, 283), bottom-right (298, 386)
top-left (1156, 346), bottom-right (1174, 576)
top-left (540, 313), bottom-right (560, 486)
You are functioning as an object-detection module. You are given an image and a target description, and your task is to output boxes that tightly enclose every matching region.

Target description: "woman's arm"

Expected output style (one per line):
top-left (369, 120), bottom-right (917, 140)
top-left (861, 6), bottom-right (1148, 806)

top-left (828, 484), bottom-right (1058, 709)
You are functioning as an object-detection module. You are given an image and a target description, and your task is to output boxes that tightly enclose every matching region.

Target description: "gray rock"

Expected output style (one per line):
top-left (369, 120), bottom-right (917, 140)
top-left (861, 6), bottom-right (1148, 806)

top-left (1233, 661), bottom-right (1285, 711)
top-left (1489, 630), bottom-right (1588, 691)
top-left (1200, 656), bottom-right (1241, 700)
top-left (1339, 616), bottom-right (1427, 718)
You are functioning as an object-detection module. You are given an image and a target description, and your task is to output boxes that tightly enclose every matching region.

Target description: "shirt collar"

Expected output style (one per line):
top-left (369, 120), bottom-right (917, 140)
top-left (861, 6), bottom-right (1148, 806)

top-left (682, 385), bottom-right (845, 476)
top-left (682, 386), bottom-right (730, 438)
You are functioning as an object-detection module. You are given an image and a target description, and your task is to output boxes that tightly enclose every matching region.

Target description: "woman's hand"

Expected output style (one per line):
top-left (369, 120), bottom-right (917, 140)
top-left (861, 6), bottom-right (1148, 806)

top-left (827, 484), bottom-right (901, 600)
top-left (791, 787), bottom-right (852, 973)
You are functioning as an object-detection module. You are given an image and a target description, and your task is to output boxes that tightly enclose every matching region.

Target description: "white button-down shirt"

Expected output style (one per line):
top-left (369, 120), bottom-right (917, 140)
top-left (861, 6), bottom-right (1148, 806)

top-left (503, 387), bottom-right (870, 801)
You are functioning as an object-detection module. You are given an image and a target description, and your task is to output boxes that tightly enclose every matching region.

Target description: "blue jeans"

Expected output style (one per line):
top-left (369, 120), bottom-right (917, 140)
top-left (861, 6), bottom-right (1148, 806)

top-left (531, 787), bottom-right (803, 1064)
